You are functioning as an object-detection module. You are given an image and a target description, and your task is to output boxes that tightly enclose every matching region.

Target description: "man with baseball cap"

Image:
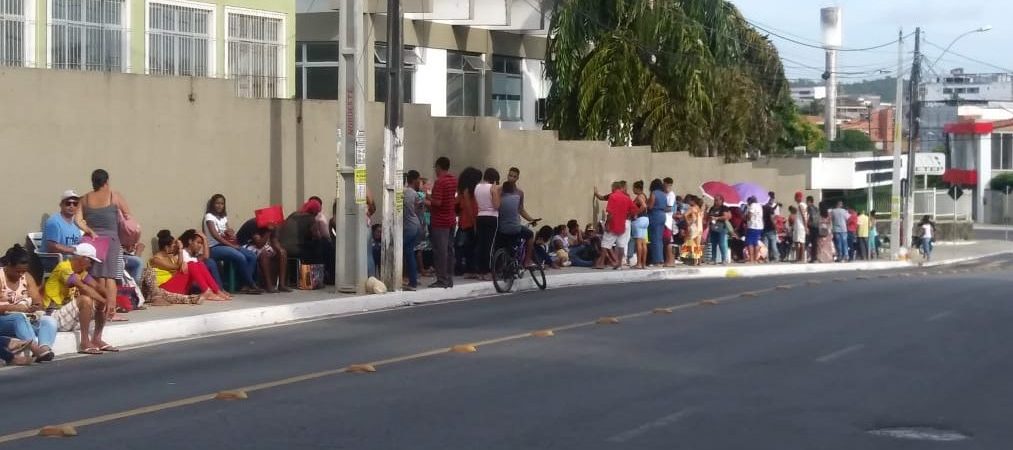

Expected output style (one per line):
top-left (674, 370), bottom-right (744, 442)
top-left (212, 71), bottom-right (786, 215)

top-left (43, 243), bottom-right (117, 355)
top-left (41, 190), bottom-right (84, 263)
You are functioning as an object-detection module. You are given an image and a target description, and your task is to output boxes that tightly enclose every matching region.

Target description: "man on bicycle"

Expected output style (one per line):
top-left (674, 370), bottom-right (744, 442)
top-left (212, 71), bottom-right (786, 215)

top-left (497, 181), bottom-right (539, 268)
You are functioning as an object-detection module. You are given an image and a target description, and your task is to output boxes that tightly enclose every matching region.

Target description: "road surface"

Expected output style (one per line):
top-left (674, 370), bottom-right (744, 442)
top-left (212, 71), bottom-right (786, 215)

top-left (3, 258), bottom-right (1012, 449)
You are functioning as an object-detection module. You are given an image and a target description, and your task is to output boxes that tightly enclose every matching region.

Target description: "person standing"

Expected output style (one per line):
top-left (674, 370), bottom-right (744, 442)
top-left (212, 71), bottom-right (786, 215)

top-left (663, 177), bottom-right (677, 267)
top-left (846, 208), bottom-right (859, 261)
top-left (647, 179), bottom-right (667, 266)
top-left (762, 192), bottom-right (780, 263)
top-left (868, 211), bottom-right (879, 259)
top-left (806, 196), bottom-right (821, 263)
top-left (75, 169), bottom-right (130, 324)
top-left (829, 201), bottom-right (850, 262)
top-left (403, 171), bottom-right (424, 290)
top-left (745, 197), bottom-right (764, 263)
top-left (594, 182), bottom-right (637, 270)
top-left (455, 167), bottom-right (482, 278)
top-left (707, 195), bottom-right (732, 264)
top-left (427, 157), bottom-right (458, 289)
top-left (474, 169), bottom-right (501, 281)
top-left (856, 210), bottom-right (870, 261)
top-left (919, 215), bottom-right (936, 261)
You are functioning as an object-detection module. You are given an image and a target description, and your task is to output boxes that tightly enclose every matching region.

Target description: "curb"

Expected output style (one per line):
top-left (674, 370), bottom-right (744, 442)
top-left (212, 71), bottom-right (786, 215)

top-left (918, 250), bottom-right (1013, 268)
top-left (44, 254), bottom-right (995, 356)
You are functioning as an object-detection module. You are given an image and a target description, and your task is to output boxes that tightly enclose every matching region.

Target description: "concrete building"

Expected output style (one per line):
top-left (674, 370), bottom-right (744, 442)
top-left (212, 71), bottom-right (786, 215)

top-left (922, 69), bottom-right (1013, 104)
top-left (790, 85), bottom-right (826, 108)
top-left (0, 0), bottom-right (295, 97)
top-left (295, 0), bottom-right (551, 130)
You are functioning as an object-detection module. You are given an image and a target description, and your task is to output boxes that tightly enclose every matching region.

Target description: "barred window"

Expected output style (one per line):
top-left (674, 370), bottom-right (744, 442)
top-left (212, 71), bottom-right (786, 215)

top-left (227, 11), bottom-right (284, 98)
top-left (147, 1), bottom-right (213, 77)
top-left (50, 0), bottom-right (127, 71)
top-left (491, 55), bottom-right (522, 121)
top-left (0, 0), bottom-right (28, 67)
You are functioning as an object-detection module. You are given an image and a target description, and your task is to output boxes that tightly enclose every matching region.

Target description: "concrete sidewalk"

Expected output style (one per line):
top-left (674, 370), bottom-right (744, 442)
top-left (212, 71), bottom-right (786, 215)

top-left (44, 240), bottom-right (1013, 356)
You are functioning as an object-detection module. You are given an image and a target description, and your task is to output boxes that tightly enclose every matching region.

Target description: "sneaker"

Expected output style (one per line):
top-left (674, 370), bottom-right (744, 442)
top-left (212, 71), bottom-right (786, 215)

top-left (428, 281), bottom-right (447, 289)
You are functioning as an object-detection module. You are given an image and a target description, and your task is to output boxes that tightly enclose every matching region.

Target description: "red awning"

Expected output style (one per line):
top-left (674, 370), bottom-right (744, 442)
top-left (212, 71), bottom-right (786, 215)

top-left (942, 169), bottom-right (978, 186)
top-left (944, 121), bottom-right (994, 135)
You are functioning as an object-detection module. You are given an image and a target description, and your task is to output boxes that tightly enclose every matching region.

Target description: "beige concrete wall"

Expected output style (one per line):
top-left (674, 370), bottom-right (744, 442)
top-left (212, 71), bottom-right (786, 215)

top-left (0, 67), bottom-right (809, 251)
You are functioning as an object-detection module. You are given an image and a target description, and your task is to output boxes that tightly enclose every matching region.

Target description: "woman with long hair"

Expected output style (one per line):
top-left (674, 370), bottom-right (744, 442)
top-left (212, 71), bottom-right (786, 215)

top-left (630, 181), bottom-right (649, 269)
top-left (646, 178), bottom-right (666, 266)
top-left (680, 196), bottom-right (704, 265)
top-left (0, 245), bottom-right (57, 362)
top-left (149, 230), bottom-right (227, 302)
top-left (474, 168), bottom-right (501, 281)
top-left (456, 167), bottom-right (483, 278)
top-left (203, 194), bottom-right (262, 294)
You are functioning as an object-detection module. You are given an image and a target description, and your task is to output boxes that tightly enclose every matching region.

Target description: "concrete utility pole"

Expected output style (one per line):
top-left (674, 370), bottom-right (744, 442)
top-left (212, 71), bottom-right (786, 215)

top-left (821, 7), bottom-right (842, 146)
top-left (904, 28), bottom-right (922, 246)
top-left (336, 0), bottom-right (368, 293)
top-left (381, 0), bottom-right (405, 291)
top-left (890, 29), bottom-right (905, 260)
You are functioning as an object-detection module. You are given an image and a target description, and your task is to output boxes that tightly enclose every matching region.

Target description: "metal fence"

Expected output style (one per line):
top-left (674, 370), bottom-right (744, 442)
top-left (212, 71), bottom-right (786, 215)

top-left (1, 0), bottom-right (29, 67)
top-left (147, 2), bottom-right (213, 77)
top-left (49, 0), bottom-right (128, 72)
top-left (226, 12), bottom-right (285, 99)
top-left (914, 189), bottom-right (972, 221)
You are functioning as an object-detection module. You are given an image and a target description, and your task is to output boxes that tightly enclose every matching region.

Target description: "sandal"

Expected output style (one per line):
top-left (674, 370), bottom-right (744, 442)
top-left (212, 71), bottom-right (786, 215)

top-left (239, 287), bottom-right (263, 295)
top-left (35, 350), bottom-right (55, 363)
top-left (78, 347), bottom-right (102, 355)
top-left (7, 338), bottom-right (31, 354)
top-left (99, 345), bottom-right (120, 353)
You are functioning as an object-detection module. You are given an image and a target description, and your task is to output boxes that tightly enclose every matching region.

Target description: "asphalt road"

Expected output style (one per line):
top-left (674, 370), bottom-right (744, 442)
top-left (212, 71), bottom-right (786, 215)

top-left (4, 258), bottom-right (1013, 449)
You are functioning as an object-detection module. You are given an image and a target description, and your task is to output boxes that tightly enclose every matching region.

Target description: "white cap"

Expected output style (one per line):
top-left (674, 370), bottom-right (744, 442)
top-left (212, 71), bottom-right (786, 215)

top-left (73, 243), bottom-right (102, 263)
top-left (61, 190), bottom-right (81, 202)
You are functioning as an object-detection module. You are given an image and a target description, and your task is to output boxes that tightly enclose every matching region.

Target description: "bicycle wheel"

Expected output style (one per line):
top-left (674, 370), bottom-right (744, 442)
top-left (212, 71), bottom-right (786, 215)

top-left (529, 264), bottom-right (547, 290)
top-left (491, 249), bottom-right (515, 293)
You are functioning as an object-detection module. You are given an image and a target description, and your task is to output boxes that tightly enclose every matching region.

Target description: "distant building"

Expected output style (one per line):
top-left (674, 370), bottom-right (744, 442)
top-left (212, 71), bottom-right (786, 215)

top-left (922, 68), bottom-right (1013, 104)
top-left (790, 86), bottom-right (826, 107)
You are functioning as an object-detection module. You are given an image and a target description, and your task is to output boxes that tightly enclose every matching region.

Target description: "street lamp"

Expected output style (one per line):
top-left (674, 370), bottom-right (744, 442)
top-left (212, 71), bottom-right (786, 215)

top-left (864, 100), bottom-right (873, 148)
top-left (930, 26), bottom-right (992, 71)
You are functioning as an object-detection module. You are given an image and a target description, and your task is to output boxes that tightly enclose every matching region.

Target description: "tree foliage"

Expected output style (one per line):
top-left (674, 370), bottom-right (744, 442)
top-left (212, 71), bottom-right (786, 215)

top-left (830, 129), bottom-right (875, 152)
top-left (545, 0), bottom-right (803, 160)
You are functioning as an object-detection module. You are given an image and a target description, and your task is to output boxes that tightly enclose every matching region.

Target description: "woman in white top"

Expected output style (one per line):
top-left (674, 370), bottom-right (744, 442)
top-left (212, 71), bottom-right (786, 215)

top-left (474, 168), bottom-right (502, 280)
top-left (919, 215), bottom-right (935, 261)
top-left (203, 194), bottom-right (262, 294)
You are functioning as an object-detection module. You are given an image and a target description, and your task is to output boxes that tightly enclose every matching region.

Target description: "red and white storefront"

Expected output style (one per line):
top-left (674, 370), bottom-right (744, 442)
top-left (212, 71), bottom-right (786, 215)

top-left (944, 119), bottom-right (1013, 223)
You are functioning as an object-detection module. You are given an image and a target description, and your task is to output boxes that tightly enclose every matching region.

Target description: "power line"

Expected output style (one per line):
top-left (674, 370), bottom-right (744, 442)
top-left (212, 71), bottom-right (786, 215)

top-left (922, 39), bottom-right (1013, 74)
top-left (748, 21), bottom-right (913, 53)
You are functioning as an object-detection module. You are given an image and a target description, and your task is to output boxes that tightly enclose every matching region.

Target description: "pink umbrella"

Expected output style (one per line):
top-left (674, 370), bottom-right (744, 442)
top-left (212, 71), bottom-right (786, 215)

top-left (732, 182), bottom-right (770, 205)
top-left (700, 181), bottom-right (741, 205)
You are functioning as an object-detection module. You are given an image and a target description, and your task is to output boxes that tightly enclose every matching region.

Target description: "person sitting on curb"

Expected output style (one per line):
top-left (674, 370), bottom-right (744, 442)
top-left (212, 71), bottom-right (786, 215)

top-left (149, 230), bottom-right (227, 302)
top-left (0, 245), bottom-right (58, 362)
top-left (0, 337), bottom-right (32, 366)
top-left (43, 243), bottom-right (117, 355)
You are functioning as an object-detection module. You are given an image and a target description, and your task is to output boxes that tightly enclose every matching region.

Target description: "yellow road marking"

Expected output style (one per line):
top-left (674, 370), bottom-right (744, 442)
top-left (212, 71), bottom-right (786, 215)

top-left (0, 284), bottom-right (810, 443)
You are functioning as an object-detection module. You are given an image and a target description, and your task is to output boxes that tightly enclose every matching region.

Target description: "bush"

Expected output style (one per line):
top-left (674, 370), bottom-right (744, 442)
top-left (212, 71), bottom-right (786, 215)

top-left (989, 173), bottom-right (1013, 193)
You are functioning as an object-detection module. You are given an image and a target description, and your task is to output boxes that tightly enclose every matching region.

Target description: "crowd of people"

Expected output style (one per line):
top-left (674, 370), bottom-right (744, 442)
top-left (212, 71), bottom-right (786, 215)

top-left (0, 162), bottom-right (938, 366)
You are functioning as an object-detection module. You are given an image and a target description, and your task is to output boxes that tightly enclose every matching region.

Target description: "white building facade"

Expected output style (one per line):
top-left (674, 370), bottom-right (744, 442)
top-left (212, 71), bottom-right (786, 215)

top-left (295, 0), bottom-right (551, 130)
top-left (922, 69), bottom-right (1013, 104)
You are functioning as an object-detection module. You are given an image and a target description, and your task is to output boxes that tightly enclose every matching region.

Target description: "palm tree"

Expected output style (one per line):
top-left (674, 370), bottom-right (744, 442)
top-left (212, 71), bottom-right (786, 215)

top-left (545, 0), bottom-right (803, 160)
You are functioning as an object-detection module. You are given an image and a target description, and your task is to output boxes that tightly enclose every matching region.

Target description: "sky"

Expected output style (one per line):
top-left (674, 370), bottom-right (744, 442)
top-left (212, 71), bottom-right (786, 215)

top-left (729, 0), bottom-right (1013, 81)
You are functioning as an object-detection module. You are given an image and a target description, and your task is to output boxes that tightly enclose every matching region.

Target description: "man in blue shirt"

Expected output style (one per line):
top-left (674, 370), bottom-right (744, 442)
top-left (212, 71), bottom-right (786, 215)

top-left (42, 190), bottom-right (83, 260)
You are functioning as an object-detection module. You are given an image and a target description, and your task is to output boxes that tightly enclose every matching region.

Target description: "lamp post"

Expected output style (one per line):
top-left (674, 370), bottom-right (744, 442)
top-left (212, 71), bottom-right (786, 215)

top-left (930, 26), bottom-right (992, 71)
top-left (865, 100), bottom-right (873, 149)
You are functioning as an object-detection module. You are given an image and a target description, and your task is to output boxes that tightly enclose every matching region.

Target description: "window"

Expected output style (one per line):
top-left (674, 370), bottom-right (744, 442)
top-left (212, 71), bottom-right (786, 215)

top-left (50, 0), bottom-right (127, 71)
top-left (147, 1), bottom-right (214, 77)
top-left (491, 55), bottom-right (522, 121)
top-left (446, 50), bottom-right (485, 116)
top-left (1, 0), bottom-right (30, 67)
top-left (227, 9), bottom-right (285, 98)
top-left (296, 41), bottom-right (338, 100)
top-left (943, 88), bottom-right (953, 94)
top-left (992, 133), bottom-right (1013, 171)
top-left (968, 87), bottom-right (980, 94)
top-left (373, 42), bottom-right (418, 103)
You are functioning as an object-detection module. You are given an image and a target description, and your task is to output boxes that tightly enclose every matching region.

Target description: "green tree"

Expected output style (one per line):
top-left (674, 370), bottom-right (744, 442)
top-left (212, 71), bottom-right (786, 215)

top-left (544, 0), bottom-right (797, 161)
top-left (830, 129), bottom-right (875, 152)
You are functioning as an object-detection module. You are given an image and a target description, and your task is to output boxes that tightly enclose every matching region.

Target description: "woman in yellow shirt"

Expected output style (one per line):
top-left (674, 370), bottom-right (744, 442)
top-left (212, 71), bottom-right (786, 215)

top-left (148, 230), bottom-right (227, 302)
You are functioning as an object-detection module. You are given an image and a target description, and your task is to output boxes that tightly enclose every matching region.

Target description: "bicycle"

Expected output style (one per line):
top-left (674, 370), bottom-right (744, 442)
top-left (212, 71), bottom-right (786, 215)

top-left (491, 223), bottom-right (547, 293)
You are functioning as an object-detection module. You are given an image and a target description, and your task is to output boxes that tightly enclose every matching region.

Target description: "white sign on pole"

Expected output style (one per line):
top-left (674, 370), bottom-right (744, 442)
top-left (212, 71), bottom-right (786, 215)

top-left (914, 152), bottom-right (946, 176)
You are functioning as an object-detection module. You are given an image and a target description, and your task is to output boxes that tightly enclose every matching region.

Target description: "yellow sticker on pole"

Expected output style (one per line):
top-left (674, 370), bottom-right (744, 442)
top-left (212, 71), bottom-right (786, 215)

top-left (354, 165), bottom-right (367, 205)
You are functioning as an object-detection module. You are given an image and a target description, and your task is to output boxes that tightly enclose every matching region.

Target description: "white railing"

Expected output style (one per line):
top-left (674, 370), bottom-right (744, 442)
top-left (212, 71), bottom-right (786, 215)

top-left (914, 189), bottom-right (972, 222)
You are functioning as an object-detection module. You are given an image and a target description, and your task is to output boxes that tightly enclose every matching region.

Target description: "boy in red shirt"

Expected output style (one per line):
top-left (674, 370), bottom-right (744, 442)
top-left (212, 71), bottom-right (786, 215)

top-left (427, 157), bottom-right (458, 288)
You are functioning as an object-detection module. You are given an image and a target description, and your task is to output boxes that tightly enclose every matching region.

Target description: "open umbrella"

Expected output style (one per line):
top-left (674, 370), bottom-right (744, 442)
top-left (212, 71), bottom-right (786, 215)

top-left (700, 181), bottom-right (741, 205)
top-left (732, 182), bottom-right (770, 205)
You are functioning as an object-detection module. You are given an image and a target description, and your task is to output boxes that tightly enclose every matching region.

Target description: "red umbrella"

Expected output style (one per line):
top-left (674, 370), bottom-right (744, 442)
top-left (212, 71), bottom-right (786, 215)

top-left (700, 181), bottom-right (741, 205)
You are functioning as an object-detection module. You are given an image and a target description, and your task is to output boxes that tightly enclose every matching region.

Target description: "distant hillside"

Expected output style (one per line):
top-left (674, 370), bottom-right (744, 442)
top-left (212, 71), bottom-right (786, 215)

top-left (791, 77), bottom-right (899, 103)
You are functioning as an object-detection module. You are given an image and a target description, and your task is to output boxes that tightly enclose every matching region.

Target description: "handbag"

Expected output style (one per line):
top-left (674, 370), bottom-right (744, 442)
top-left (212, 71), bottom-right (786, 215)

top-left (298, 264), bottom-right (325, 290)
top-left (118, 209), bottom-right (142, 248)
top-left (81, 235), bottom-right (111, 260)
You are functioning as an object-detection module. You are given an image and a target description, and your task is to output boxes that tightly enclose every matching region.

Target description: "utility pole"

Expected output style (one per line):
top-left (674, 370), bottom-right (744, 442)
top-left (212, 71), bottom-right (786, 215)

top-left (381, 0), bottom-right (405, 291)
top-left (336, 0), bottom-right (368, 293)
top-left (904, 27), bottom-right (922, 249)
top-left (821, 7), bottom-right (842, 148)
top-left (890, 29), bottom-right (905, 260)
